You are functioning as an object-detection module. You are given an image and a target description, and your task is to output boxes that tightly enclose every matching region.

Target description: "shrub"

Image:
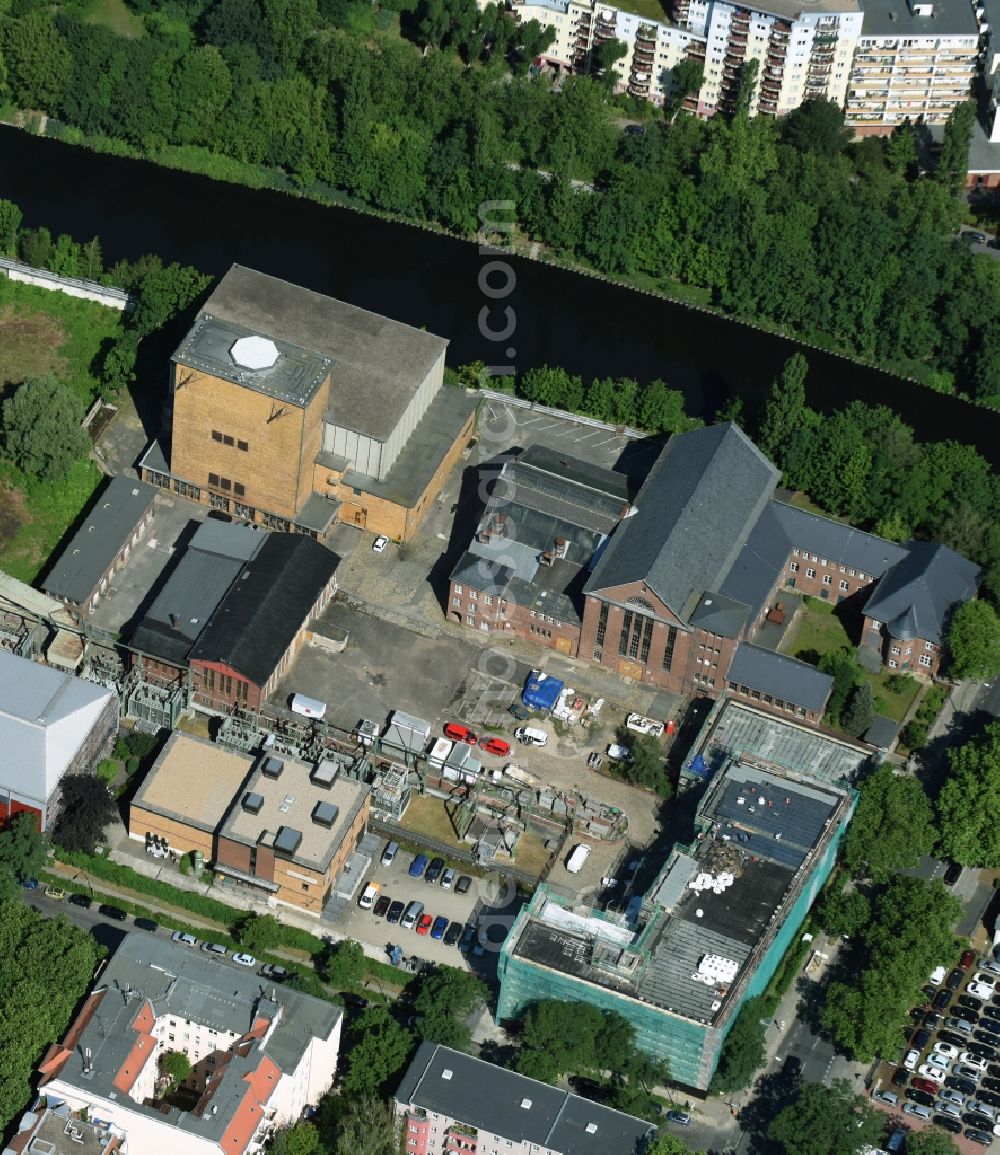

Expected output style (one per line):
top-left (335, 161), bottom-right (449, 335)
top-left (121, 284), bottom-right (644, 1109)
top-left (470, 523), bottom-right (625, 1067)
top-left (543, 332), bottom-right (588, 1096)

top-left (900, 720), bottom-right (929, 750)
top-left (95, 760), bottom-right (117, 784)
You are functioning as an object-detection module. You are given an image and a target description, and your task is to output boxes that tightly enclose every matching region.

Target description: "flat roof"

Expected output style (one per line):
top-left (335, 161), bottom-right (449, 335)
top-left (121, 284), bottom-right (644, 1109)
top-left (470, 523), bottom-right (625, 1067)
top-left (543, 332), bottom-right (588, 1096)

top-left (132, 732), bottom-right (253, 834)
top-left (174, 315), bottom-right (332, 408)
top-left (860, 0), bottom-right (976, 38)
top-left (43, 475), bottom-right (157, 604)
top-left (221, 754), bottom-right (369, 874)
top-left (203, 265), bottom-right (449, 444)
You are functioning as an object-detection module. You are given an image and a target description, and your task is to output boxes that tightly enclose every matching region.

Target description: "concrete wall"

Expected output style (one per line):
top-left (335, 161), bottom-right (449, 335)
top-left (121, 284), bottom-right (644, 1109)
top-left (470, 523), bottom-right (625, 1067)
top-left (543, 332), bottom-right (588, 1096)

top-left (0, 258), bottom-right (130, 310)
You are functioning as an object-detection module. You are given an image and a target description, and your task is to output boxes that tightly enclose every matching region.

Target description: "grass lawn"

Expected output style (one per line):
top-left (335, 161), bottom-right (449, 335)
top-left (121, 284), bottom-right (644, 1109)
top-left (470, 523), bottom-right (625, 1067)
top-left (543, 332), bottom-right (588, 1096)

top-left (614, 0), bottom-right (671, 21)
top-left (512, 831), bottom-right (553, 879)
top-left (0, 277), bottom-right (123, 406)
top-left (863, 670), bottom-right (921, 722)
top-left (0, 458), bottom-right (103, 583)
top-left (400, 795), bottom-right (466, 851)
top-left (81, 0), bottom-right (145, 37)
top-left (781, 599), bottom-right (852, 662)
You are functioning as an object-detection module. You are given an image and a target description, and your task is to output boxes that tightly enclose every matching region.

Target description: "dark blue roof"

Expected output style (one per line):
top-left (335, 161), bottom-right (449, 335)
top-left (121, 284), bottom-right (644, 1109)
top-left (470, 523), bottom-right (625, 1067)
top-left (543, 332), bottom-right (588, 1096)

top-left (727, 645), bottom-right (834, 713)
top-left (864, 541), bottom-right (980, 645)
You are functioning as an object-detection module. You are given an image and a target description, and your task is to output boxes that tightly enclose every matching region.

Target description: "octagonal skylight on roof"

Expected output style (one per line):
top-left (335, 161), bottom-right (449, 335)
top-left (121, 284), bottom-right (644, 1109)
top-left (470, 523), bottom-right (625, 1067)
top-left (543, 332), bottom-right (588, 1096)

top-left (230, 335), bottom-right (279, 370)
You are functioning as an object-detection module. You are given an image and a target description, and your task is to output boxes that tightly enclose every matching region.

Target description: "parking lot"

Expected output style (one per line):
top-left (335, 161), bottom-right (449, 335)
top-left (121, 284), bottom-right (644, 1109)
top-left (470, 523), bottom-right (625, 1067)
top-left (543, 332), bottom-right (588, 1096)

top-left (871, 945), bottom-right (1000, 1152)
top-left (337, 840), bottom-right (524, 973)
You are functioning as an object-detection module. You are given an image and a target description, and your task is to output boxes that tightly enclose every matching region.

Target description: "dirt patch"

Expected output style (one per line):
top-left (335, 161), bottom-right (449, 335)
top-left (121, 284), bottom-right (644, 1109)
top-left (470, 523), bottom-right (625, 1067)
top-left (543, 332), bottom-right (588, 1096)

top-left (0, 307), bottom-right (68, 392)
top-left (0, 485), bottom-right (26, 552)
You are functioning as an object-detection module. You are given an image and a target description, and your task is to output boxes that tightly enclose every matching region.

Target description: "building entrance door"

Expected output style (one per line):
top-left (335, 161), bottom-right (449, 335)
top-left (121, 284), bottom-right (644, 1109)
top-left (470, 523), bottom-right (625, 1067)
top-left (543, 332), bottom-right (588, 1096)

top-left (618, 657), bottom-right (644, 680)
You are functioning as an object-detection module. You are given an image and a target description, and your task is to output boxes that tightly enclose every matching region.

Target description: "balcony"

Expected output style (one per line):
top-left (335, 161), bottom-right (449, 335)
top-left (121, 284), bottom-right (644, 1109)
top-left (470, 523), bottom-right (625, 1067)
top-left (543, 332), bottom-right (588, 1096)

top-left (728, 29), bottom-right (748, 45)
top-left (636, 23), bottom-right (657, 45)
top-left (758, 97), bottom-right (778, 113)
top-left (634, 43), bottom-right (655, 62)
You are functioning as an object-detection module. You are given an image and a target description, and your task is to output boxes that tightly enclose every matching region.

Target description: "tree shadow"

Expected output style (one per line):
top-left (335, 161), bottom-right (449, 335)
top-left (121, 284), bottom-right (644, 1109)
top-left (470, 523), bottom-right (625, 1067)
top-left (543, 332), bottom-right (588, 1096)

top-left (740, 1068), bottom-right (801, 1155)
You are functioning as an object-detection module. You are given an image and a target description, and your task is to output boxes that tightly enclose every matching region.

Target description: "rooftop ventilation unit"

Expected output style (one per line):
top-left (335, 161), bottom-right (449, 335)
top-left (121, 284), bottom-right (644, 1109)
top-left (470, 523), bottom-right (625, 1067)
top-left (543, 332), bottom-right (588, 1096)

top-left (520, 1098), bottom-right (532, 1109)
top-left (262, 756), bottom-right (284, 779)
top-left (585, 1123), bottom-right (598, 1134)
top-left (230, 335), bottom-right (279, 370)
top-left (310, 760), bottom-right (339, 789)
top-left (273, 826), bottom-right (302, 857)
top-left (312, 801), bottom-right (339, 829)
top-left (243, 792), bottom-right (264, 815)
top-left (278, 794), bottom-right (295, 813)
top-left (441, 1069), bottom-right (453, 1080)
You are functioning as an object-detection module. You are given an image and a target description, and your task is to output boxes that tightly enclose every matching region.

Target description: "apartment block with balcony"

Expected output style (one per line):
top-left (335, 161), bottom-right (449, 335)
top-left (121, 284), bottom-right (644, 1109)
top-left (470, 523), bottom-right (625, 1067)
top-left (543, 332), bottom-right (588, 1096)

top-left (846, 0), bottom-right (978, 132)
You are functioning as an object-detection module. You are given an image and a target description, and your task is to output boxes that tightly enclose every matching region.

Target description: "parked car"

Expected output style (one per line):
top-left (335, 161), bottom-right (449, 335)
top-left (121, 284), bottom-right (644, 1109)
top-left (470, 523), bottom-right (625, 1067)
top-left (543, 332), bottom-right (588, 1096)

top-left (925, 1012), bottom-right (942, 1030)
top-left (21, 878), bottom-right (37, 890)
top-left (946, 1076), bottom-right (979, 1096)
top-left (381, 841), bottom-right (399, 867)
top-left (443, 722), bottom-right (478, 744)
top-left (43, 886), bottom-right (66, 901)
top-left (261, 964), bottom-right (288, 982)
top-left (959, 996), bottom-right (984, 1015)
top-left (940, 1031), bottom-right (969, 1048)
top-left (458, 923), bottom-right (478, 954)
top-left (975, 973), bottom-right (997, 989)
top-left (99, 904), bottom-right (128, 922)
top-left (933, 1115), bottom-right (962, 1134)
top-left (915, 1076), bottom-right (943, 1094)
top-left (892, 1067), bottom-right (909, 1087)
top-left (455, 875), bottom-right (472, 895)
top-left (983, 1005), bottom-right (1000, 1021)
top-left (938, 1087), bottom-right (966, 1106)
top-left (606, 743), bottom-right (633, 763)
top-left (416, 914), bottom-right (433, 936)
top-left (478, 736), bottom-right (512, 757)
top-left (918, 1065), bottom-right (947, 1084)
top-left (934, 990), bottom-right (953, 1010)
top-left (935, 1042), bottom-right (962, 1060)
top-left (359, 882), bottom-right (381, 910)
top-left (425, 857), bottom-right (445, 885)
top-left (202, 943), bottom-right (228, 957)
top-left (430, 916), bottom-right (449, 940)
top-left (965, 1128), bottom-right (993, 1146)
top-left (874, 1090), bottom-right (899, 1106)
top-left (962, 949), bottom-right (979, 969)
top-left (401, 901), bottom-right (423, 931)
top-left (956, 1061), bottom-right (986, 1079)
top-left (625, 712), bottom-right (665, 737)
top-left (444, 920), bottom-right (464, 947)
top-left (926, 1052), bottom-right (952, 1071)
top-left (971, 982), bottom-right (996, 1001)
top-left (936, 1101), bottom-right (963, 1119)
top-left (134, 917), bottom-right (158, 932)
top-left (440, 869), bottom-right (456, 890)
top-left (408, 854), bottom-right (429, 879)
top-left (913, 1028), bottom-right (932, 1049)
top-left (949, 968), bottom-right (966, 990)
top-left (372, 534), bottom-right (389, 553)
top-left (386, 900), bottom-right (405, 925)
top-left (373, 894), bottom-right (392, 919)
top-left (68, 893), bottom-right (92, 909)
top-left (905, 1049), bottom-right (921, 1071)
top-left (977, 1090), bottom-right (1000, 1108)
top-left (946, 1017), bottom-right (976, 1034)
top-left (903, 1103), bottom-right (933, 1119)
top-left (232, 953), bottom-right (257, 967)
top-left (980, 958), bottom-right (1000, 977)
top-left (967, 1100), bottom-right (997, 1121)
top-left (908, 1088), bottom-right (936, 1107)
top-left (665, 1111), bottom-right (691, 1126)
top-left (944, 861), bottom-right (963, 885)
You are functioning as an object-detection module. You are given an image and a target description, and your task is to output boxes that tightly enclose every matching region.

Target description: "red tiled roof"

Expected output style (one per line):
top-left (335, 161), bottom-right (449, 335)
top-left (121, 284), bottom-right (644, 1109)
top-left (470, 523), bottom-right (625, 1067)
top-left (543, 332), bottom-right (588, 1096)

top-left (217, 1055), bottom-right (280, 1154)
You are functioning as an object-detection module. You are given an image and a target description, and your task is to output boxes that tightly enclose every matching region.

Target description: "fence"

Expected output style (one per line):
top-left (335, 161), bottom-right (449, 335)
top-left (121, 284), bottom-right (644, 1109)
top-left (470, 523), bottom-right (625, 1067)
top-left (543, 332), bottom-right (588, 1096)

top-left (476, 388), bottom-right (647, 440)
top-left (0, 256), bottom-right (131, 311)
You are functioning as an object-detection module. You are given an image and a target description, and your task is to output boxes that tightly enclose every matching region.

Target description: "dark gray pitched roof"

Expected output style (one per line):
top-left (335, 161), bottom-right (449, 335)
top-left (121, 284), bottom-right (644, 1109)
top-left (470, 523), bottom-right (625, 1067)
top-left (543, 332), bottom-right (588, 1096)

top-left (585, 424), bottom-right (778, 619)
top-left (771, 503), bottom-right (908, 577)
top-left (727, 644), bottom-right (834, 713)
top-left (863, 541), bottom-right (980, 645)
top-left (43, 475), bottom-right (157, 604)
top-left (189, 535), bottom-right (339, 685)
top-left (720, 503), bottom-right (793, 620)
top-left (395, 1042), bottom-right (654, 1154)
top-left (689, 592), bottom-right (750, 639)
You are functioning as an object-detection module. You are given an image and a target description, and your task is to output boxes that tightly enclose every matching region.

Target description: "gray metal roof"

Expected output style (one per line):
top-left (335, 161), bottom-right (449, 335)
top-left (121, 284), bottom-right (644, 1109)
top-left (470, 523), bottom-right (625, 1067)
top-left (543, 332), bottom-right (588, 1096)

top-left (689, 592), bottom-right (750, 640)
top-left (518, 444), bottom-right (632, 501)
top-left (46, 933), bottom-right (340, 1146)
top-left (864, 715), bottom-right (900, 749)
top-left (727, 644), bottom-right (834, 713)
top-left (203, 265), bottom-right (448, 444)
top-left (861, 0), bottom-right (977, 39)
top-left (719, 502), bottom-right (794, 619)
top-left (395, 1043), bottom-right (654, 1154)
top-left (585, 424), bottom-right (778, 619)
top-left (863, 540), bottom-right (980, 645)
top-left (771, 503), bottom-right (909, 578)
top-left (42, 475), bottom-right (156, 605)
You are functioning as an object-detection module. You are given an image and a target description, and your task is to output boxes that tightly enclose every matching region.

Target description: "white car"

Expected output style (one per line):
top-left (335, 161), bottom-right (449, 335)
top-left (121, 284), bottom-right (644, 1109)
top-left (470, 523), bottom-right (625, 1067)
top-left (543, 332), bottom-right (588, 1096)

top-left (904, 1048), bottom-right (920, 1071)
top-left (232, 953), bottom-right (257, 968)
top-left (969, 981), bottom-right (996, 1000)
top-left (925, 1052), bottom-right (951, 1071)
top-left (372, 535), bottom-right (389, 553)
top-left (974, 973), bottom-right (997, 989)
top-left (171, 932), bottom-right (198, 948)
top-left (625, 712), bottom-right (665, 737)
top-left (933, 1041), bottom-right (961, 1059)
top-left (959, 1053), bottom-right (988, 1072)
top-left (917, 1064), bottom-right (946, 1084)
top-left (607, 743), bottom-right (633, 764)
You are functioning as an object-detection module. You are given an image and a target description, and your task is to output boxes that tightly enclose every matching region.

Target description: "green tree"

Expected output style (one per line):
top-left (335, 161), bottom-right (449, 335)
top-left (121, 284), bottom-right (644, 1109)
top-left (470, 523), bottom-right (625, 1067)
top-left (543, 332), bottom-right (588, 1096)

top-left (938, 721), bottom-right (1000, 866)
top-left (50, 775), bottom-right (118, 854)
top-left (780, 98), bottom-right (851, 158)
top-left (1, 376), bottom-right (91, 481)
top-left (840, 680), bottom-right (875, 738)
top-left (519, 365), bottom-right (584, 410)
top-left (905, 1129), bottom-right (961, 1155)
top-left (2, 13), bottom-right (72, 110)
top-left (0, 812), bottom-right (45, 882)
top-left (332, 1093), bottom-right (402, 1155)
top-left (817, 648), bottom-right (862, 729)
top-left (841, 765), bottom-right (935, 882)
top-left (0, 199), bottom-right (21, 256)
top-left (324, 939), bottom-right (366, 988)
top-left (670, 58), bottom-right (704, 109)
top-left (638, 378), bottom-right (695, 434)
top-left (130, 263), bottom-right (211, 339)
top-left (757, 353), bottom-right (810, 467)
top-left (339, 1006), bottom-right (414, 1097)
top-left (160, 1049), bottom-right (191, 1090)
top-left (643, 1137), bottom-right (701, 1155)
top-left (170, 46), bottom-right (233, 147)
top-left (815, 885), bottom-right (871, 938)
top-left (618, 731), bottom-right (673, 796)
top-left (733, 57), bottom-right (759, 119)
top-left (937, 100), bottom-right (976, 193)
top-left (769, 1079), bottom-right (883, 1155)
top-left (590, 37), bottom-right (627, 88)
top-left (946, 599), bottom-right (1000, 681)
top-left (412, 967), bottom-right (487, 1050)
top-left (270, 1122), bottom-right (322, 1155)
top-left (234, 912), bottom-right (283, 953)
top-left (709, 996), bottom-right (766, 1093)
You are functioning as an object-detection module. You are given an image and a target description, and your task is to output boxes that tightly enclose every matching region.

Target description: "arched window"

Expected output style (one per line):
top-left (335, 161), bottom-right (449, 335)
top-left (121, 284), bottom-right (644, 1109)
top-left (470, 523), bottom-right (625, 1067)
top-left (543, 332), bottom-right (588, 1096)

top-left (626, 596), bottom-right (655, 615)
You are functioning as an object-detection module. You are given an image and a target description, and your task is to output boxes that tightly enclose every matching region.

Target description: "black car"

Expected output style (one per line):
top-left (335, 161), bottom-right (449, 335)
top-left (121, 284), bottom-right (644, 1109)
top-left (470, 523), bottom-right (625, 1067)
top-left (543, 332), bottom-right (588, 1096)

top-left (455, 875), bottom-right (472, 896)
top-left (134, 917), bottom-right (158, 932)
top-left (978, 1016), bottom-right (1000, 1034)
top-left (959, 996), bottom-right (984, 1013)
top-left (68, 893), bottom-right (92, 909)
top-left (934, 1115), bottom-right (963, 1134)
top-left (989, 1063), bottom-right (1000, 1079)
top-left (458, 923), bottom-right (478, 954)
top-left (924, 1011), bottom-right (942, 1030)
top-left (910, 1007), bottom-right (925, 1026)
top-left (982, 1076), bottom-right (1000, 1093)
top-left (892, 1067), bottom-right (909, 1087)
top-left (983, 1005), bottom-right (1000, 1021)
top-left (961, 1008), bottom-right (982, 1025)
top-left (977, 1089), bottom-right (1000, 1108)
top-left (782, 1056), bottom-right (803, 1079)
top-left (943, 861), bottom-right (963, 886)
top-left (386, 900), bottom-right (405, 925)
top-left (443, 920), bottom-right (464, 947)
top-left (967, 1043), bottom-right (998, 1062)
top-left (948, 968), bottom-right (966, 990)
top-left (922, 985), bottom-right (938, 1003)
top-left (98, 903), bottom-right (128, 921)
top-left (508, 703), bottom-right (531, 721)
top-left (912, 1027), bottom-right (931, 1050)
top-left (947, 1076), bottom-right (979, 1096)
top-left (934, 989), bottom-right (953, 1010)
top-left (424, 857), bottom-right (445, 885)
top-left (373, 894), bottom-right (392, 919)
top-left (907, 1089), bottom-right (935, 1107)
top-left (939, 1031), bottom-right (968, 1048)
top-left (965, 1113), bottom-right (995, 1130)
top-left (967, 1128), bottom-right (993, 1147)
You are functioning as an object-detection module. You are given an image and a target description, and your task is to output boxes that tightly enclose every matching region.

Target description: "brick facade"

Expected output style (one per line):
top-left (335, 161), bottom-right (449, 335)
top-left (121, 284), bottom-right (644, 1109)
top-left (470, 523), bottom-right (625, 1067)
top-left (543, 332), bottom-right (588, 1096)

top-left (861, 615), bottom-right (943, 677)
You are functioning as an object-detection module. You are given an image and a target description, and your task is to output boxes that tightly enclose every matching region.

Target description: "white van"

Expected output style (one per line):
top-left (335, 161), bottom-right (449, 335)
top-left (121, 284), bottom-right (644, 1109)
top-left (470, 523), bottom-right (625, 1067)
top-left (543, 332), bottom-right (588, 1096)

top-left (515, 726), bottom-right (548, 748)
top-left (291, 693), bottom-right (327, 720)
top-left (566, 844), bottom-right (592, 874)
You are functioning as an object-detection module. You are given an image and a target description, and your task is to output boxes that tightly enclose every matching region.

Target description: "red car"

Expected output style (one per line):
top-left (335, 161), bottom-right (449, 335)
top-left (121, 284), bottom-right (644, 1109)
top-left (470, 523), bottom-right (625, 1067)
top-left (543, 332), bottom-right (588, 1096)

top-left (416, 913), bottom-right (434, 935)
top-left (962, 950), bottom-right (978, 969)
top-left (912, 1077), bottom-right (939, 1095)
top-left (479, 736), bottom-right (512, 758)
top-left (444, 722), bottom-right (478, 744)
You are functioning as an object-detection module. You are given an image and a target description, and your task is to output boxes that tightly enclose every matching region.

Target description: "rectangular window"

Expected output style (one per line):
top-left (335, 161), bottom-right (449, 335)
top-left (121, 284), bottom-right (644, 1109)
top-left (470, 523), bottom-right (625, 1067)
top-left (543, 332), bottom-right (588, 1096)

top-left (839, 580), bottom-right (849, 590)
top-left (212, 430), bottom-right (223, 442)
top-left (233, 482), bottom-right (245, 497)
top-left (223, 434), bottom-right (234, 446)
top-left (662, 625), bottom-right (678, 672)
top-left (454, 584), bottom-right (462, 594)
top-left (891, 645), bottom-right (900, 655)
top-left (596, 602), bottom-right (609, 647)
top-left (628, 620), bottom-right (641, 660)
top-left (593, 649), bottom-right (603, 661)
top-left (469, 590), bottom-right (478, 599)
top-left (484, 596), bottom-right (493, 606)
top-left (237, 440), bottom-right (249, 452)
top-left (453, 597), bottom-right (461, 607)
top-left (208, 472), bottom-right (220, 486)
top-left (220, 477), bottom-right (232, 491)
top-left (806, 568), bottom-right (816, 579)
top-left (849, 568), bottom-right (856, 576)
top-left (924, 641), bottom-right (933, 651)
top-left (871, 620), bottom-right (881, 630)
top-left (822, 575), bottom-right (831, 585)
top-left (640, 617), bottom-right (654, 664)
top-left (789, 562), bottom-right (799, 572)
top-left (889, 658), bottom-right (898, 668)
top-left (919, 654), bottom-right (932, 667)
top-left (619, 610), bottom-right (634, 657)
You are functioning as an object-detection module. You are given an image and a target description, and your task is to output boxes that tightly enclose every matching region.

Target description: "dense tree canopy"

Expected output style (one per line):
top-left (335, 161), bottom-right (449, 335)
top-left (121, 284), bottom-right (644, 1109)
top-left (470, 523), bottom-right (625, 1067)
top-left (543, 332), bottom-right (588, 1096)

top-left (0, 812), bottom-right (46, 881)
top-left (411, 966), bottom-right (487, 1051)
top-left (946, 599), bottom-right (1000, 681)
top-left (338, 1005), bottom-right (414, 1097)
top-left (938, 721), bottom-right (1000, 866)
top-left (51, 776), bottom-right (119, 855)
top-left (768, 1079), bottom-right (883, 1155)
top-left (1, 376), bottom-right (91, 481)
top-left (840, 765), bottom-right (936, 882)
top-left (709, 996), bottom-right (767, 1093)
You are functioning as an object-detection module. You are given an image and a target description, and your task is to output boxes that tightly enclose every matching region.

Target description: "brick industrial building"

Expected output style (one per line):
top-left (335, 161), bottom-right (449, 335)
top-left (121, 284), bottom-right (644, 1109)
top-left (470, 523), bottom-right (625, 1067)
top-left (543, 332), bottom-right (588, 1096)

top-left (140, 265), bottom-right (477, 543)
top-left (451, 423), bottom-right (978, 718)
top-left (130, 733), bottom-right (371, 915)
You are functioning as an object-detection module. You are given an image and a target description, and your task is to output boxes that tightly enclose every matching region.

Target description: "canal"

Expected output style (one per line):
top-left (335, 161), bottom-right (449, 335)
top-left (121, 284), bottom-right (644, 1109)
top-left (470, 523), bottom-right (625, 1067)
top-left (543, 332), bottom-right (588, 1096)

top-left (1, 125), bottom-right (997, 463)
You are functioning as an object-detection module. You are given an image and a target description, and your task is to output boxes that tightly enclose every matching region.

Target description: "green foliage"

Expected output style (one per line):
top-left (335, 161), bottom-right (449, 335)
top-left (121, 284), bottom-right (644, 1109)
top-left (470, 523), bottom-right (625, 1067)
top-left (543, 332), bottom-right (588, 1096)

top-left (841, 766), bottom-right (935, 882)
top-left (160, 1049), bottom-right (191, 1088)
top-left (900, 719), bottom-right (929, 750)
top-left (339, 1005), bottom-right (415, 1097)
top-left (938, 720), bottom-right (1000, 866)
top-left (643, 1137), bottom-right (701, 1155)
top-left (946, 599), bottom-right (1000, 681)
top-left (904, 1129), bottom-right (961, 1155)
top-left (1, 376), bottom-right (91, 481)
top-left (817, 648), bottom-right (863, 729)
top-left (815, 885), bottom-right (871, 938)
top-left (937, 101), bottom-right (976, 194)
top-left (233, 912), bottom-right (284, 953)
top-left (50, 775), bottom-right (118, 854)
top-left (613, 730), bottom-right (673, 796)
top-left (328, 1095), bottom-right (401, 1155)
top-left (0, 198), bottom-right (22, 255)
top-left (709, 996), bottom-right (766, 1093)
top-left (270, 1122), bottom-right (322, 1155)
top-left (323, 939), bottom-right (366, 988)
top-left (769, 1079), bottom-right (883, 1155)
top-left (840, 680), bottom-right (876, 738)
top-left (820, 876), bottom-right (961, 1060)
top-left (412, 966), bottom-right (487, 1051)
top-left (95, 759), bottom-right (117, 784)
top-left (0, 811), bottom-right (45, 881)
